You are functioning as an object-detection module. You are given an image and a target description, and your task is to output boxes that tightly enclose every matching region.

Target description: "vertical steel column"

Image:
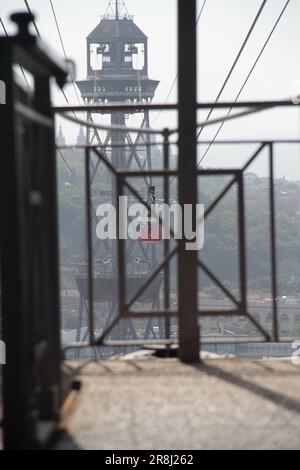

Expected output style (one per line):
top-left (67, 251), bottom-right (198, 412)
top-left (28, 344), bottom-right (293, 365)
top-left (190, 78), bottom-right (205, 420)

top-left (269, 143), bottom-right (279, 341)
top-left (117, 175), bottom-right (126, 319)
top-left (0, 41), bottom-right (29, 450)
top-left (111, 111), bottom-right (127, 342)
top-left (237, 172), bottom-right (247, 318)
top-left (177, 0), bottom-right (199, 362)
top-left (163, 129), bottom-right (171, 340)
top-left (85, 147), bottom-right (95, 345)
top-left (34, 75), bottom-right (62, 418)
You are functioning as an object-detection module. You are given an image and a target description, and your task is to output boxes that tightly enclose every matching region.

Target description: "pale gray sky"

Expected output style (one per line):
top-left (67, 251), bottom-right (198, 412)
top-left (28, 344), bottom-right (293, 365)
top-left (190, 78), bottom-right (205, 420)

top-left (1, 0), bottom-right (300, 177)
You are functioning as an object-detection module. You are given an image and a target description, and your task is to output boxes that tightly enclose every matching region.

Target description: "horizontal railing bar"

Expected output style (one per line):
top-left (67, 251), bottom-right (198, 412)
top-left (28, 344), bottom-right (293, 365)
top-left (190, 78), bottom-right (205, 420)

top-left (197, 99), bottom-right (298, 109)
top-left (197, 169), bottom-right (241, 175)
top-left (63, 339), bottom-right (176, 351)
top-left (63, 335), bottom-right (297, 352)
top-left (53, 99), bottom-right (299, 114)
top-left (124, 310), bottom-right (178, 318)
top-left (53, 103), bottom-right (178, 112)
top-left (58, 111), bottom-right (170, 135)
top-left (119, 169), bottom-right (240, 177)
top-left (57, 141), bottom-right (167, 150)
top-left (196, 139), bottom-right (300, 144)
top-left (56, 140), bottom-right (300, 151)
top-left (103, 339), bottom-right (175, 347)
top-left (201, 336), bottom-right (298, 344)
top-left (198, 309), bottom-right (241, 316)
top-left (200, 337), bottom-right (264, 344)
top-left (118, 170), bottom-right (177, 177)
top-left (15, 102), bottom-right (53, 128)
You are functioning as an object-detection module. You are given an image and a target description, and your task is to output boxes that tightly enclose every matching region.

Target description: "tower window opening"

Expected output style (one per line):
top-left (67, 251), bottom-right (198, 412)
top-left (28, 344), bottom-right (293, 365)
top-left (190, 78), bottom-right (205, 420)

top-left (124, 42), bottom-right (145, 70)
top-left (90, 43), bottom-right (112, 71)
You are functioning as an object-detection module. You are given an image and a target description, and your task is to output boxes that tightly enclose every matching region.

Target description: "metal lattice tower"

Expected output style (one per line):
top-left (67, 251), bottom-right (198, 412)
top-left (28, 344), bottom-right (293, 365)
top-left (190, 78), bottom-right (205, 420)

top-left (75, 1), bottom-right (162, 350)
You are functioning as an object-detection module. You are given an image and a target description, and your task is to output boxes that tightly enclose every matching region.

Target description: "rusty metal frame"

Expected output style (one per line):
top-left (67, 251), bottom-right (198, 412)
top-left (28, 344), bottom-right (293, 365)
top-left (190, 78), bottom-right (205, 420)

top-left (58, 0), bottom-right (300, 358)
top-left (62, 133), bottom-right (291, 356)
top-left (65, 144), bottom-right (180, 351)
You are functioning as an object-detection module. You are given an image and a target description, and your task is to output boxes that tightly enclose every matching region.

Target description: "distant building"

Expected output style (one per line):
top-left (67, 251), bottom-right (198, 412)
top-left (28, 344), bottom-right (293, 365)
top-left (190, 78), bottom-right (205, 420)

top-left (77, 126), bottom-right (86, 146)
top-left (56, 125), bottom-right (65, 146)
top-left (199, 297), bottom-right (300, 337)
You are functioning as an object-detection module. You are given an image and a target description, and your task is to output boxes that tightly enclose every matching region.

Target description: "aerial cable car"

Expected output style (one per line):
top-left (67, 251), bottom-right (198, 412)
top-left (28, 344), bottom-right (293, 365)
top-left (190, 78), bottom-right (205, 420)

top-left (139, 185), bottom-right (162, 242)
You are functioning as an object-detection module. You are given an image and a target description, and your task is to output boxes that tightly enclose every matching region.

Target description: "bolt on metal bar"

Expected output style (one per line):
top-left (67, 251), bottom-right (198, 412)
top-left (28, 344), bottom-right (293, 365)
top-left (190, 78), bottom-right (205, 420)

top-left (269, 143), bottom-right (279, 341)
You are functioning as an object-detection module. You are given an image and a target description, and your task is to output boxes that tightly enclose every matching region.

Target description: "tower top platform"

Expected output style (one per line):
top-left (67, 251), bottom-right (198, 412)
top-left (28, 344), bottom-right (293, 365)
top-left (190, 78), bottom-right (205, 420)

top-left (76, 1), bottom-right (159, 103)
top-left (87, 17), bottom-right (147, 42)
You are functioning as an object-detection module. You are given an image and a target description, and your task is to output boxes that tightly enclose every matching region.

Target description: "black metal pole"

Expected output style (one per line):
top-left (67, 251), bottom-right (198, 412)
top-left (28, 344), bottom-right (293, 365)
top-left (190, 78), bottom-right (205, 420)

top-left (269, 143), bottom-right (279, 341)
top-left (177, 0), bottom-right (199, 362)
top-left (237, 172), bottom-right (247, 321)
top-left (85, 148), bottom-right (95, 345)
top-left (163, 129), bottom-right (171, 340)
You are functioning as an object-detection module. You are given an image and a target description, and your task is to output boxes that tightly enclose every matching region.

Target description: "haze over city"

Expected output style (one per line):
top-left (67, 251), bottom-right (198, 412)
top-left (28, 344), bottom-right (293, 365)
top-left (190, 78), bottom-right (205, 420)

top-left (2, 0), bottom-right (300, 177)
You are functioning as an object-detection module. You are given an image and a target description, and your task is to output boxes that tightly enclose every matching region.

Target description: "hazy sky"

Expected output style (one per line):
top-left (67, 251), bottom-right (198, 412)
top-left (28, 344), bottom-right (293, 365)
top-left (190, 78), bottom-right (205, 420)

top-left (1, 0), bottom-right (300, 177)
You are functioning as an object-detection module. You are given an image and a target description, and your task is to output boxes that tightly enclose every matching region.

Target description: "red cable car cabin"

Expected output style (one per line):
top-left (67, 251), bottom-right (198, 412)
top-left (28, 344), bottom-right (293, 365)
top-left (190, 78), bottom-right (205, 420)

top-left (139, 220), bottom-right (162, 242)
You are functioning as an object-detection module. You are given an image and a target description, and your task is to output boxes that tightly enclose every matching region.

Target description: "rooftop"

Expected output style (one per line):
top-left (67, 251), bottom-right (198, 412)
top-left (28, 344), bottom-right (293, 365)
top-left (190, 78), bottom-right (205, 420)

top-left (87, 17), bottom-right (147, 42)
top-left (52, 355), bottom-right (300, 450)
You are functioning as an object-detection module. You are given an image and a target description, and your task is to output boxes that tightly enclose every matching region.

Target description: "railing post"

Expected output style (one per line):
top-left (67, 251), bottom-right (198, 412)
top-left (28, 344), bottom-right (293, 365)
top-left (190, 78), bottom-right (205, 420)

top-left (177, 0), bottom-right (199, 362)
top-left (163, 128), bottom-right (171, 340)
top-left (85, 147), bottom-right (95, 346)
top-left (237, 171), bottom-right (247, 318)
top-left (269, 143), bottom-right (279, 341)
top-left (117, 174), bottom-right (126, 321)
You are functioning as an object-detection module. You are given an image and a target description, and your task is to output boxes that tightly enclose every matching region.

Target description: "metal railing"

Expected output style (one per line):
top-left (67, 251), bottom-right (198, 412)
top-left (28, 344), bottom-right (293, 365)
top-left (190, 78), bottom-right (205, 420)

top-left (54, 99), bottom-right (300, 359)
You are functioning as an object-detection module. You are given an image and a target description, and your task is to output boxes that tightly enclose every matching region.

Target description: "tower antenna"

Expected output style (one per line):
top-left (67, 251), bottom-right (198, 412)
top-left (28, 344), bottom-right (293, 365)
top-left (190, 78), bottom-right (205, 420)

top-left (115, 0), bottom-right (119, 19)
